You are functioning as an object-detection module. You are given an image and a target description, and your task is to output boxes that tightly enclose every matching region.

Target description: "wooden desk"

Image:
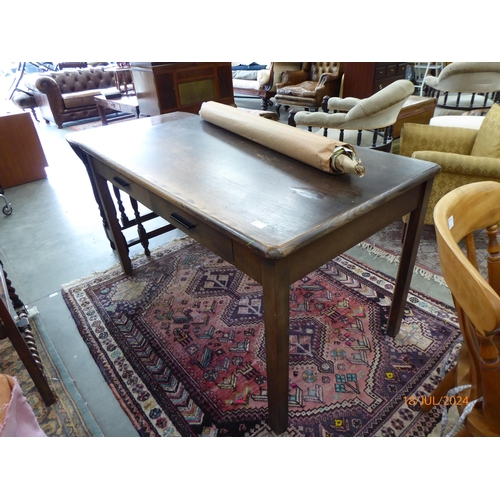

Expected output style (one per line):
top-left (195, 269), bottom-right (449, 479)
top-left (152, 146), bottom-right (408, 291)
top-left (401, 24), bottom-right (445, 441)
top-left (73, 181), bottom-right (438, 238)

top-left (67, 113), bottom-right (439, 434)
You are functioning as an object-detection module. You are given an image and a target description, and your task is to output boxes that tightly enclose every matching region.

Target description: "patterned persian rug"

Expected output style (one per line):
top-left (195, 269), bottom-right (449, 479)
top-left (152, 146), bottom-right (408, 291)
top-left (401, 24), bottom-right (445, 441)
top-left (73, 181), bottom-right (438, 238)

top-left (0, 319), bottom-right (102, 436)
top-left (62, 238), bottom-right (461, 437)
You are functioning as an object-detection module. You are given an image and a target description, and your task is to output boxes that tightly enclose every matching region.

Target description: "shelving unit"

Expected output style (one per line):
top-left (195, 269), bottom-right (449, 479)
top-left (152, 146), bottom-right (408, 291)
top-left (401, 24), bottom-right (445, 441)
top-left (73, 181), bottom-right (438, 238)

top-left (413, 62), bottom-right (444, 96)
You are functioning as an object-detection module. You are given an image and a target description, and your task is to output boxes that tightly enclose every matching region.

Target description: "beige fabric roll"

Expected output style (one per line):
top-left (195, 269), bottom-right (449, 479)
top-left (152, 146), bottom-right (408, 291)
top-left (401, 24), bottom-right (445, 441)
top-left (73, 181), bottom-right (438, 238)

top-left (199, 101), bottom-right (364, 176)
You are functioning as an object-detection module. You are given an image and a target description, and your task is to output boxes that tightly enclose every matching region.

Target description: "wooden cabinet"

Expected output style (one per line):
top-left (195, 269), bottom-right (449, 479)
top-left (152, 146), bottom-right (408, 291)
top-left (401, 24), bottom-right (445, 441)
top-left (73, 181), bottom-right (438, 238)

top-left (342, 62), bottom-right (408, 99)
top-left (0, 105), bottom-right (47, 189)
top-left (130, 62), bottom-right (234, 116)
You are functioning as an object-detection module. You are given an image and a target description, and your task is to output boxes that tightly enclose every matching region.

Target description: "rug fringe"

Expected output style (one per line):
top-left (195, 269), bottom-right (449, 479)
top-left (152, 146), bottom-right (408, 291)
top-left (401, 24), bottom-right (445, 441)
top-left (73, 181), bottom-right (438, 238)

top-left (357, 242), bottom-right (400, 264)
top-left (357, 242), bottom-right (447, 286)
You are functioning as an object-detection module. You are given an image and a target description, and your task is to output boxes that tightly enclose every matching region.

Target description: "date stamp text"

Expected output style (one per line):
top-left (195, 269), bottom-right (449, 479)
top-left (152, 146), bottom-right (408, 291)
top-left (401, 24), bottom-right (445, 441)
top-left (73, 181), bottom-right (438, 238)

top-left (404, 395), bottom-right (469, 406)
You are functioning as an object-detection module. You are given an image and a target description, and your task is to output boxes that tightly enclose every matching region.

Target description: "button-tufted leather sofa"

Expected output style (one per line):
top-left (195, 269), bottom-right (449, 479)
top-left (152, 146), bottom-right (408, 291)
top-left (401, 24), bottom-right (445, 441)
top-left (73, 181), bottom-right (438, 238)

top-left (24, 66), bottom-right (132, 128)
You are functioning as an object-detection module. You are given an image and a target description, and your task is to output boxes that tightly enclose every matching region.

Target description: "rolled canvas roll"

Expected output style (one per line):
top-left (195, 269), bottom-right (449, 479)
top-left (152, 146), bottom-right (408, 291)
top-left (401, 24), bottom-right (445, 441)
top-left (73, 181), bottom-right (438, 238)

top-left (199, 101), bottom-right (365, 177)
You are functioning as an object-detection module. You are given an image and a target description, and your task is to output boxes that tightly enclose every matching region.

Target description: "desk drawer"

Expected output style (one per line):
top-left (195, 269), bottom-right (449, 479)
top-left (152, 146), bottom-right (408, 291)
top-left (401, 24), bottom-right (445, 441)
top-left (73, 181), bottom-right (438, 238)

top-left (90, 158), bottom-right (235, 264)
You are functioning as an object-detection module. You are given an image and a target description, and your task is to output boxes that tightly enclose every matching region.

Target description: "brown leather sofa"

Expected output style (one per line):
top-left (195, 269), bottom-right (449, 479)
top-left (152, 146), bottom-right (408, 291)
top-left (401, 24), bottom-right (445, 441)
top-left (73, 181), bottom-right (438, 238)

top-left (24, 66), bottom-right (132, 128)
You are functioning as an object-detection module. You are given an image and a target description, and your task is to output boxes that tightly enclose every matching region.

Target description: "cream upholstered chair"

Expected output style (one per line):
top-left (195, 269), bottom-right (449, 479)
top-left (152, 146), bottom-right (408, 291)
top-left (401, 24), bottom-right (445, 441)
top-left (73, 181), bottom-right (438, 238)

top-left (423, 62), bottom-right (500, 115)
top-left (420, 181), bottom-right (500, 436)
top-left (274, 62), bottom-right (343, 116)
top-left (400, 103), bottom-right (500, 225)
top-left (291, 79), bottom-right (414, 152)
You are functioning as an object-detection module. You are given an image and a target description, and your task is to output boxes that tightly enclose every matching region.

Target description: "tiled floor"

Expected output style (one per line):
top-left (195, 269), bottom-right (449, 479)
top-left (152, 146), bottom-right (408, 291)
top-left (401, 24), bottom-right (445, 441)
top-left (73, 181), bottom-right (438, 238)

top-left (0, 95), bottom-right (453, 436)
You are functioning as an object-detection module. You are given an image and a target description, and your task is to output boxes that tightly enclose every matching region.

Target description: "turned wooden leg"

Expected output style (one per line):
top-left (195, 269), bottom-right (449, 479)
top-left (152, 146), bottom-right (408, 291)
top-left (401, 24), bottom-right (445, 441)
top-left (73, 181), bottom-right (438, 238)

top-left (113, 185), bottom-right (130, 225)
top-left (130, 197), bottom-right (150, 256)
top-left (91, 167), bottom-right (132, 274)
top-left (0, 262), bottom-right (24, 311)
top-left (0, 295), bottom-right (56, 406)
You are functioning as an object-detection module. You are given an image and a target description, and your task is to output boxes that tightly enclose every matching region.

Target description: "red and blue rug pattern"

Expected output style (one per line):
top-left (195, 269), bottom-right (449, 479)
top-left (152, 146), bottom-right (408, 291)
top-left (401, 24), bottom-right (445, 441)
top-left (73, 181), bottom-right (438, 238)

top-left (62, 239), bottom-right (460, 436)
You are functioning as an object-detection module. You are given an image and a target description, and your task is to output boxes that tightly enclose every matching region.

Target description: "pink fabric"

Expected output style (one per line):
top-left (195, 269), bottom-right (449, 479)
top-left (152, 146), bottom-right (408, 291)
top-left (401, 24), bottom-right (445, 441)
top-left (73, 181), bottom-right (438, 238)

top-left (0, 378), bottom-right (46, 437)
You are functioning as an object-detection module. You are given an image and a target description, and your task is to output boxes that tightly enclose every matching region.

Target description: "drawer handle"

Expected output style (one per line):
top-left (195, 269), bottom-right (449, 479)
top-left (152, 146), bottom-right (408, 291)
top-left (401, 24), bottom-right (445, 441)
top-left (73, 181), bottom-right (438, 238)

top-left (170, 212), bottom-right (196, 230)
top-left (113, 176), bottom-right (130, 187)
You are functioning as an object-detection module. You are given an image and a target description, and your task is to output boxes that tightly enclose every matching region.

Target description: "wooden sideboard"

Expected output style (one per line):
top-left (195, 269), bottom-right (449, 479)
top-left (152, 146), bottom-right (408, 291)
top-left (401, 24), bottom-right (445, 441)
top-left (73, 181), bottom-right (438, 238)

top-left (130, 62), bottom-right (235, 116)
top-left (342, 62), bottom-right (408, 99)
top-left (0, 104), bottom-right (47, 189)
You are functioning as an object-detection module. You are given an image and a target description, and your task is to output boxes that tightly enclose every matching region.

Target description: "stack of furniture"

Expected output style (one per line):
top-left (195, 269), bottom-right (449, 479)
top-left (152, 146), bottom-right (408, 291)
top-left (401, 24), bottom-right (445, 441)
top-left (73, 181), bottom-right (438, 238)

top-left (232, 62), bottom-right (302, 110)
top-left (232, 62), bottom-right (272, 108)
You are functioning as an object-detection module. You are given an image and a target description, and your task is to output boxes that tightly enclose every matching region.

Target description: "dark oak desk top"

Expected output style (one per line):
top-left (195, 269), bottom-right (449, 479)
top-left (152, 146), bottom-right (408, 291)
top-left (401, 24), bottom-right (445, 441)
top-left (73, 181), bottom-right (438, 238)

top-left (68, 111), bottom-right (440, 434)
top-left (67, 112), bottom-right (439, 260)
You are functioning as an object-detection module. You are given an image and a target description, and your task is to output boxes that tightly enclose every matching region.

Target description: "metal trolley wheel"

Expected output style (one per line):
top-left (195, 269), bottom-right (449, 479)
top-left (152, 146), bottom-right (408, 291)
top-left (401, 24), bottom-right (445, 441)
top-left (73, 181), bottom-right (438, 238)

top-left (1, 188), bottom-right (13, 215)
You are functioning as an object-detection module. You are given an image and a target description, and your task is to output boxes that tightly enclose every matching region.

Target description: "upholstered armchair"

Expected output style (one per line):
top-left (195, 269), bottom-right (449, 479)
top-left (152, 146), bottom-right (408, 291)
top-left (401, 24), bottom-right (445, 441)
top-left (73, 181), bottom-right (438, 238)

top-left (291, 79), bottom-right (414, 152)
top-left (274, 62), bottom-right (343, 116)
top-left (399, 103), bottom-right (500, 225)
top-left (423, 62), bottom-right (500, 115)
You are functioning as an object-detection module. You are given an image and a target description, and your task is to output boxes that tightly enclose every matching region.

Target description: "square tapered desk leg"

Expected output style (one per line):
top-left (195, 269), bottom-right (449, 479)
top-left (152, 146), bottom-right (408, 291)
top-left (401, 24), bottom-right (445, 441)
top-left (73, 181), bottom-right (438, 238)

top-left (386, 178), bottom-right (434, 337)
top-left (261, 259), bottom-right (290, 435)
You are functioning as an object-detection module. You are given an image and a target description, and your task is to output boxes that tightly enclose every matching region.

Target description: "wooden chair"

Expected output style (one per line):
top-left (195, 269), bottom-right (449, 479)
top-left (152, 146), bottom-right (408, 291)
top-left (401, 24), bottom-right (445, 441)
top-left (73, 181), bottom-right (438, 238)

top-left (420, 181), bottom-right (500, 436)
